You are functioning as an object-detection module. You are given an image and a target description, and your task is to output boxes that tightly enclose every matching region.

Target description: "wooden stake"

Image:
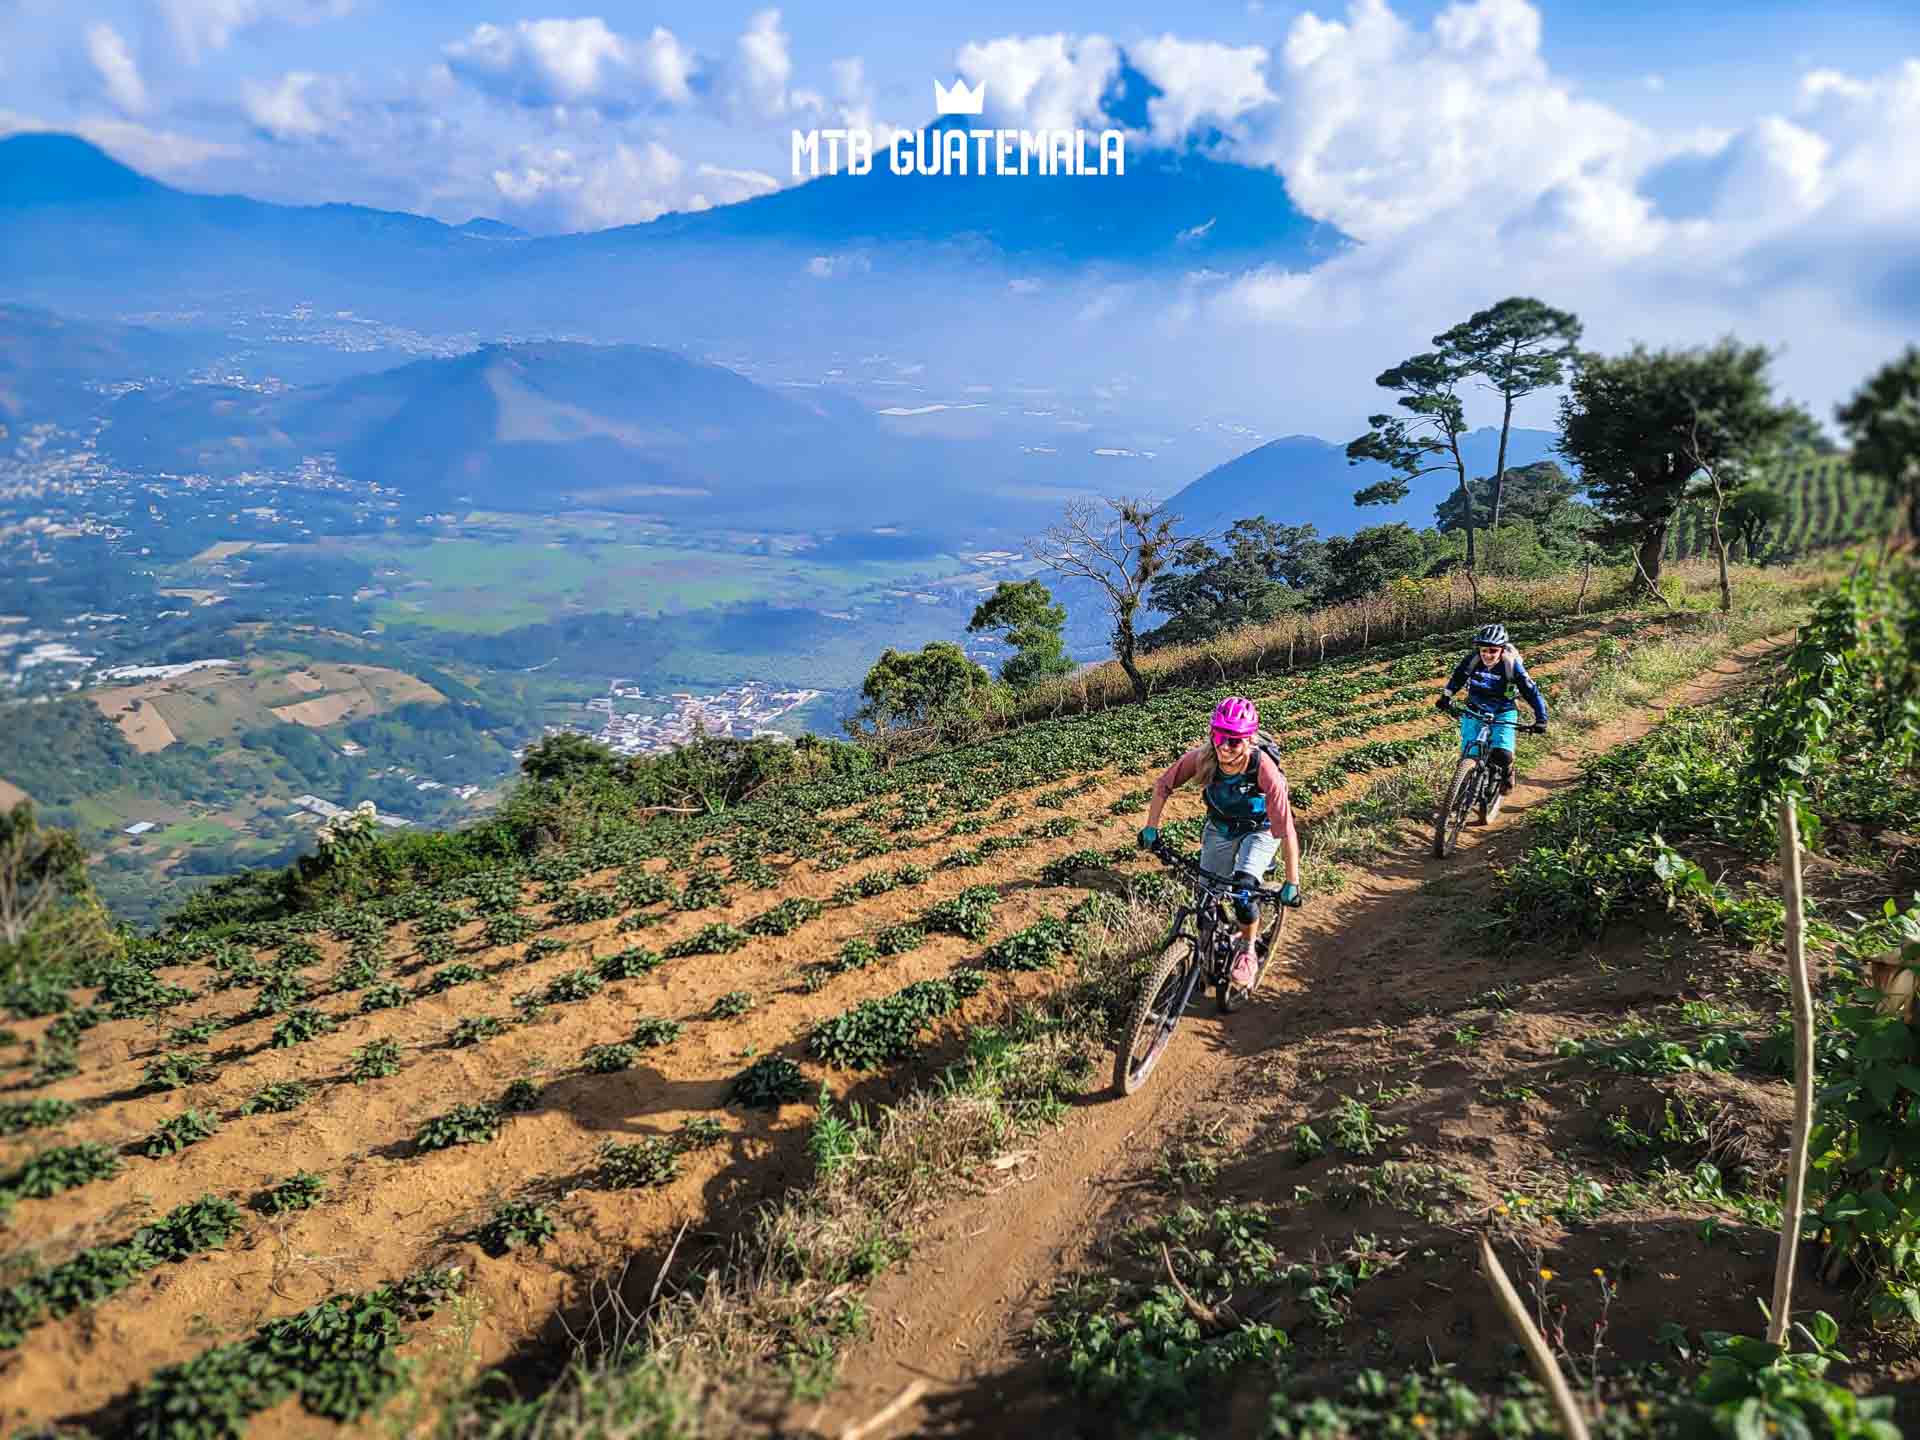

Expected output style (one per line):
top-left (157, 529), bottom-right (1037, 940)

top-left (1477, 1233), bottom-right (1591, 1440)
top-left (1770, 793), bottom-right (1816, 1345)
top-left (840, 1379), bottom-right (931, 1440)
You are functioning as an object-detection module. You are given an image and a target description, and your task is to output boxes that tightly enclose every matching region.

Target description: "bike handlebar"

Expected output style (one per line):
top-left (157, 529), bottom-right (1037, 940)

top-left (1150, 843), bottom-right (1293, 903)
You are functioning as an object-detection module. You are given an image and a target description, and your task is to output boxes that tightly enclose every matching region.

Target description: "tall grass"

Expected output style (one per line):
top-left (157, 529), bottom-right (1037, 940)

top-left (1006, 557), bottom-right (1836, 726)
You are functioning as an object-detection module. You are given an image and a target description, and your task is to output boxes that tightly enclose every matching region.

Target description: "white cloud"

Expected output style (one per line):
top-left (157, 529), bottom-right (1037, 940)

top-left (1241, 0), bottom-right (1648, 243)
top-left (243, 71), bottom-right (350, 141)
top-left (732, 9), bottom-right (794, 119)
top-left (487, 139), bottom-right (783, 230)
top-left (85, 22), bottom-right (147, 117)
top-left (953, 33), bottom-right (1122, 131)
top-left (1129, 35), bottom-right (1273, 145)
top-left (446, 17), bottom-right (697, 114)
top-left (159, 0), bottom-right (354, 65)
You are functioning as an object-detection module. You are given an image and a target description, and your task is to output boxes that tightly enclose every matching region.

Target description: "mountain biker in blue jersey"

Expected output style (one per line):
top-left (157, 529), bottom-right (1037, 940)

top-left (1435, 623), bottom-right (1548, 797)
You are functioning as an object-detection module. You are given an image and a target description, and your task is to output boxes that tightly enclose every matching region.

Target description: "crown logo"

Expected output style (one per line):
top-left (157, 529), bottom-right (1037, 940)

top-left (934, 77), bottom-right (985, 116)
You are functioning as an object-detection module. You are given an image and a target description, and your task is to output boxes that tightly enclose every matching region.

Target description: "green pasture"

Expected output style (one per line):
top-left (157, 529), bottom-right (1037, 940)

top-left (347, 536), bottom-right (961, 636)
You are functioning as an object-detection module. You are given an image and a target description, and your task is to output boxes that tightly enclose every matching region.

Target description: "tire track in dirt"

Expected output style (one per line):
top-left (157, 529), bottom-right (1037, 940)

top-left (811, 633), bottom-right (1792, 1440)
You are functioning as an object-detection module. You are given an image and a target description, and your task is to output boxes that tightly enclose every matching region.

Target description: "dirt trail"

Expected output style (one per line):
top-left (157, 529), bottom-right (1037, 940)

top-left (812, 634), bottom-right (1791, 1440)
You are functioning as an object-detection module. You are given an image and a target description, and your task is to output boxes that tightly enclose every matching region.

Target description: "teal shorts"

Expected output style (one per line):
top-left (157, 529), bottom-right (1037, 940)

top-left (1460, 708), bottom-right (1519, 756)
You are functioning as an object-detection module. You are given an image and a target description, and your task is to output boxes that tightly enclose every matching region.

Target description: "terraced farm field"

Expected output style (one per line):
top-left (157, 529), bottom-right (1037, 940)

top-left (0, 607), bottom-right (1793, 1433)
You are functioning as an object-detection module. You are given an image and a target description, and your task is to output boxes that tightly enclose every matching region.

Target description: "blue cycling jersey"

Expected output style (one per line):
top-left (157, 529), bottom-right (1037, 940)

top-left (1445, 647), bottom-right (1547, 722)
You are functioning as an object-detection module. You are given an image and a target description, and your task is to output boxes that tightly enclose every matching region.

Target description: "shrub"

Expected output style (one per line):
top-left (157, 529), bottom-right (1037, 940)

top-left (240, 1080), bottom-right (313, 1115)
top-left (145, 1110), bottom-right (220, 1157)
top-left (360, 982), bottom-right (407, 1012)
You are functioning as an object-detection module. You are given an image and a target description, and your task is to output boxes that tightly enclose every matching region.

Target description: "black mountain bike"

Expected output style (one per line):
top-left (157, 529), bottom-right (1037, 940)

top-left (1431, 699), bottom-right (1545, 858)
top-left (1114, 845), bottom-right (1297, 1096)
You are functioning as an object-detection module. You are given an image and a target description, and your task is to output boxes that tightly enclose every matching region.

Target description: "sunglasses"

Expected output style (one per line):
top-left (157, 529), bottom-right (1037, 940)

top-left (1211, 732), bottom-right (1251, 748)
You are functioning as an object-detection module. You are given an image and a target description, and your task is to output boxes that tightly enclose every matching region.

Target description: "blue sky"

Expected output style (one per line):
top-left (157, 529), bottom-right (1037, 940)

top-left (2, 0), bottom-right (1916, 436)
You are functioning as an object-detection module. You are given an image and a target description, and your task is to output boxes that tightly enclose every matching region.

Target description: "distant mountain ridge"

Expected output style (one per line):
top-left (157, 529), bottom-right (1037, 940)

top-left (1164, 427), bottom-right (1565, 536)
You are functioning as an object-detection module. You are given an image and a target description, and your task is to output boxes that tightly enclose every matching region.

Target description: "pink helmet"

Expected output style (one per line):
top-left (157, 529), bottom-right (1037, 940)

top-left (1210, 695), bottom-right (1258, 740)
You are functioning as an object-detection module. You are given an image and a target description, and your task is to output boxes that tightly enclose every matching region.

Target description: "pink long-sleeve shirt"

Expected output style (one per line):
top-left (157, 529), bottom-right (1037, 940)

top-left (1153, 746), bottom-right (1298, 845)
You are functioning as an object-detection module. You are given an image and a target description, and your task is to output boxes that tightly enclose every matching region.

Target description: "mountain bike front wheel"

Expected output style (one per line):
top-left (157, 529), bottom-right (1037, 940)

top-left (1115, 935), bottom-right (1198, 1095)
top-left (1433, 756), bottom-right (1481, 858)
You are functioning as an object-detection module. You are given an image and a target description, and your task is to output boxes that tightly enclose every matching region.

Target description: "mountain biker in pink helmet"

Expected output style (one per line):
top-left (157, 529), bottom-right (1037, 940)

top-left (1139, 695), bottom-right (1302, 986)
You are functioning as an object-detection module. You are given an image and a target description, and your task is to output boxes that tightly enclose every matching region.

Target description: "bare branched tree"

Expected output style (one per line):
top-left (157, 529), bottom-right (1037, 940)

top-left (1030, 496), bottom-right (1197, 703)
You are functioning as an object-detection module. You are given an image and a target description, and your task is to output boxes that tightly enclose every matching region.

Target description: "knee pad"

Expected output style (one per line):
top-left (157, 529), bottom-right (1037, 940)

top-left (1491, 747), bottom-right (1514, 772)
top-left (1230, 869), bottom-right (1260, 924)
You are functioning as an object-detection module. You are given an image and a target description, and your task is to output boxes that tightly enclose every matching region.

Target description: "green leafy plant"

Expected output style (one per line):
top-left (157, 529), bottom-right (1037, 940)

top-left (449, 1015), bottom-right (508, 1047)
top-left (253, 1171), bottom-right (328, 1214)
top-left (144, 1051), bottom-right (217, 1091)
top-left (2, 1140), bottom-right (122, 1198)
top-left (145, 1109), bottom-right (220, 1157)
top-left (414, 1103), bottom-right (504, 1152)
top-left (662, 922), bottom-right (748, 959)
top-left (598, 1137), bottom-right (683, 1188)
top-left (360, 981), bottom-right (408, 1012)
top-left (419, 963), bottom-right (486, 995)
top-left (473, 1200), bottom-right (558, 1256)
top-left (240, 1080), bottom-right (313, 1115)
top-left (584, 1042), bottom-right (639, 1073)
top-left (747, 898), bottom-right (823, 937)
top-left (0, 1098), bottom-right (77, 1137)
top-left (164, 1019), bottom-right (219, 1047)
top-left (729, 1056), bottom-right (807, 1108)
top-left (710, 990), bottom-right (755, 1019)
top-left (596, 946), bottom-right (663, 981)
top-left (349, 1038), bottom-right (402, 1082)
top-left (809, 973), bottom-right (988, 1070)
top-left (543, 968), bottom-right (604, 1003)
top-left (632, 1016), bottom-right (684, 1048)
top-left (271, 1007), bottom-right (338, 1048)
top-left (500, 1078), bottom-right (542, 1112)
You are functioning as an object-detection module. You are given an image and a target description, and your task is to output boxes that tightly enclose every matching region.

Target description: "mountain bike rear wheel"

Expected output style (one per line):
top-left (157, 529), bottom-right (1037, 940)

top-left (1432, 757), bottom-right (1480, 858)
top-left (1115, 936), bottom-right (1197, 1095)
